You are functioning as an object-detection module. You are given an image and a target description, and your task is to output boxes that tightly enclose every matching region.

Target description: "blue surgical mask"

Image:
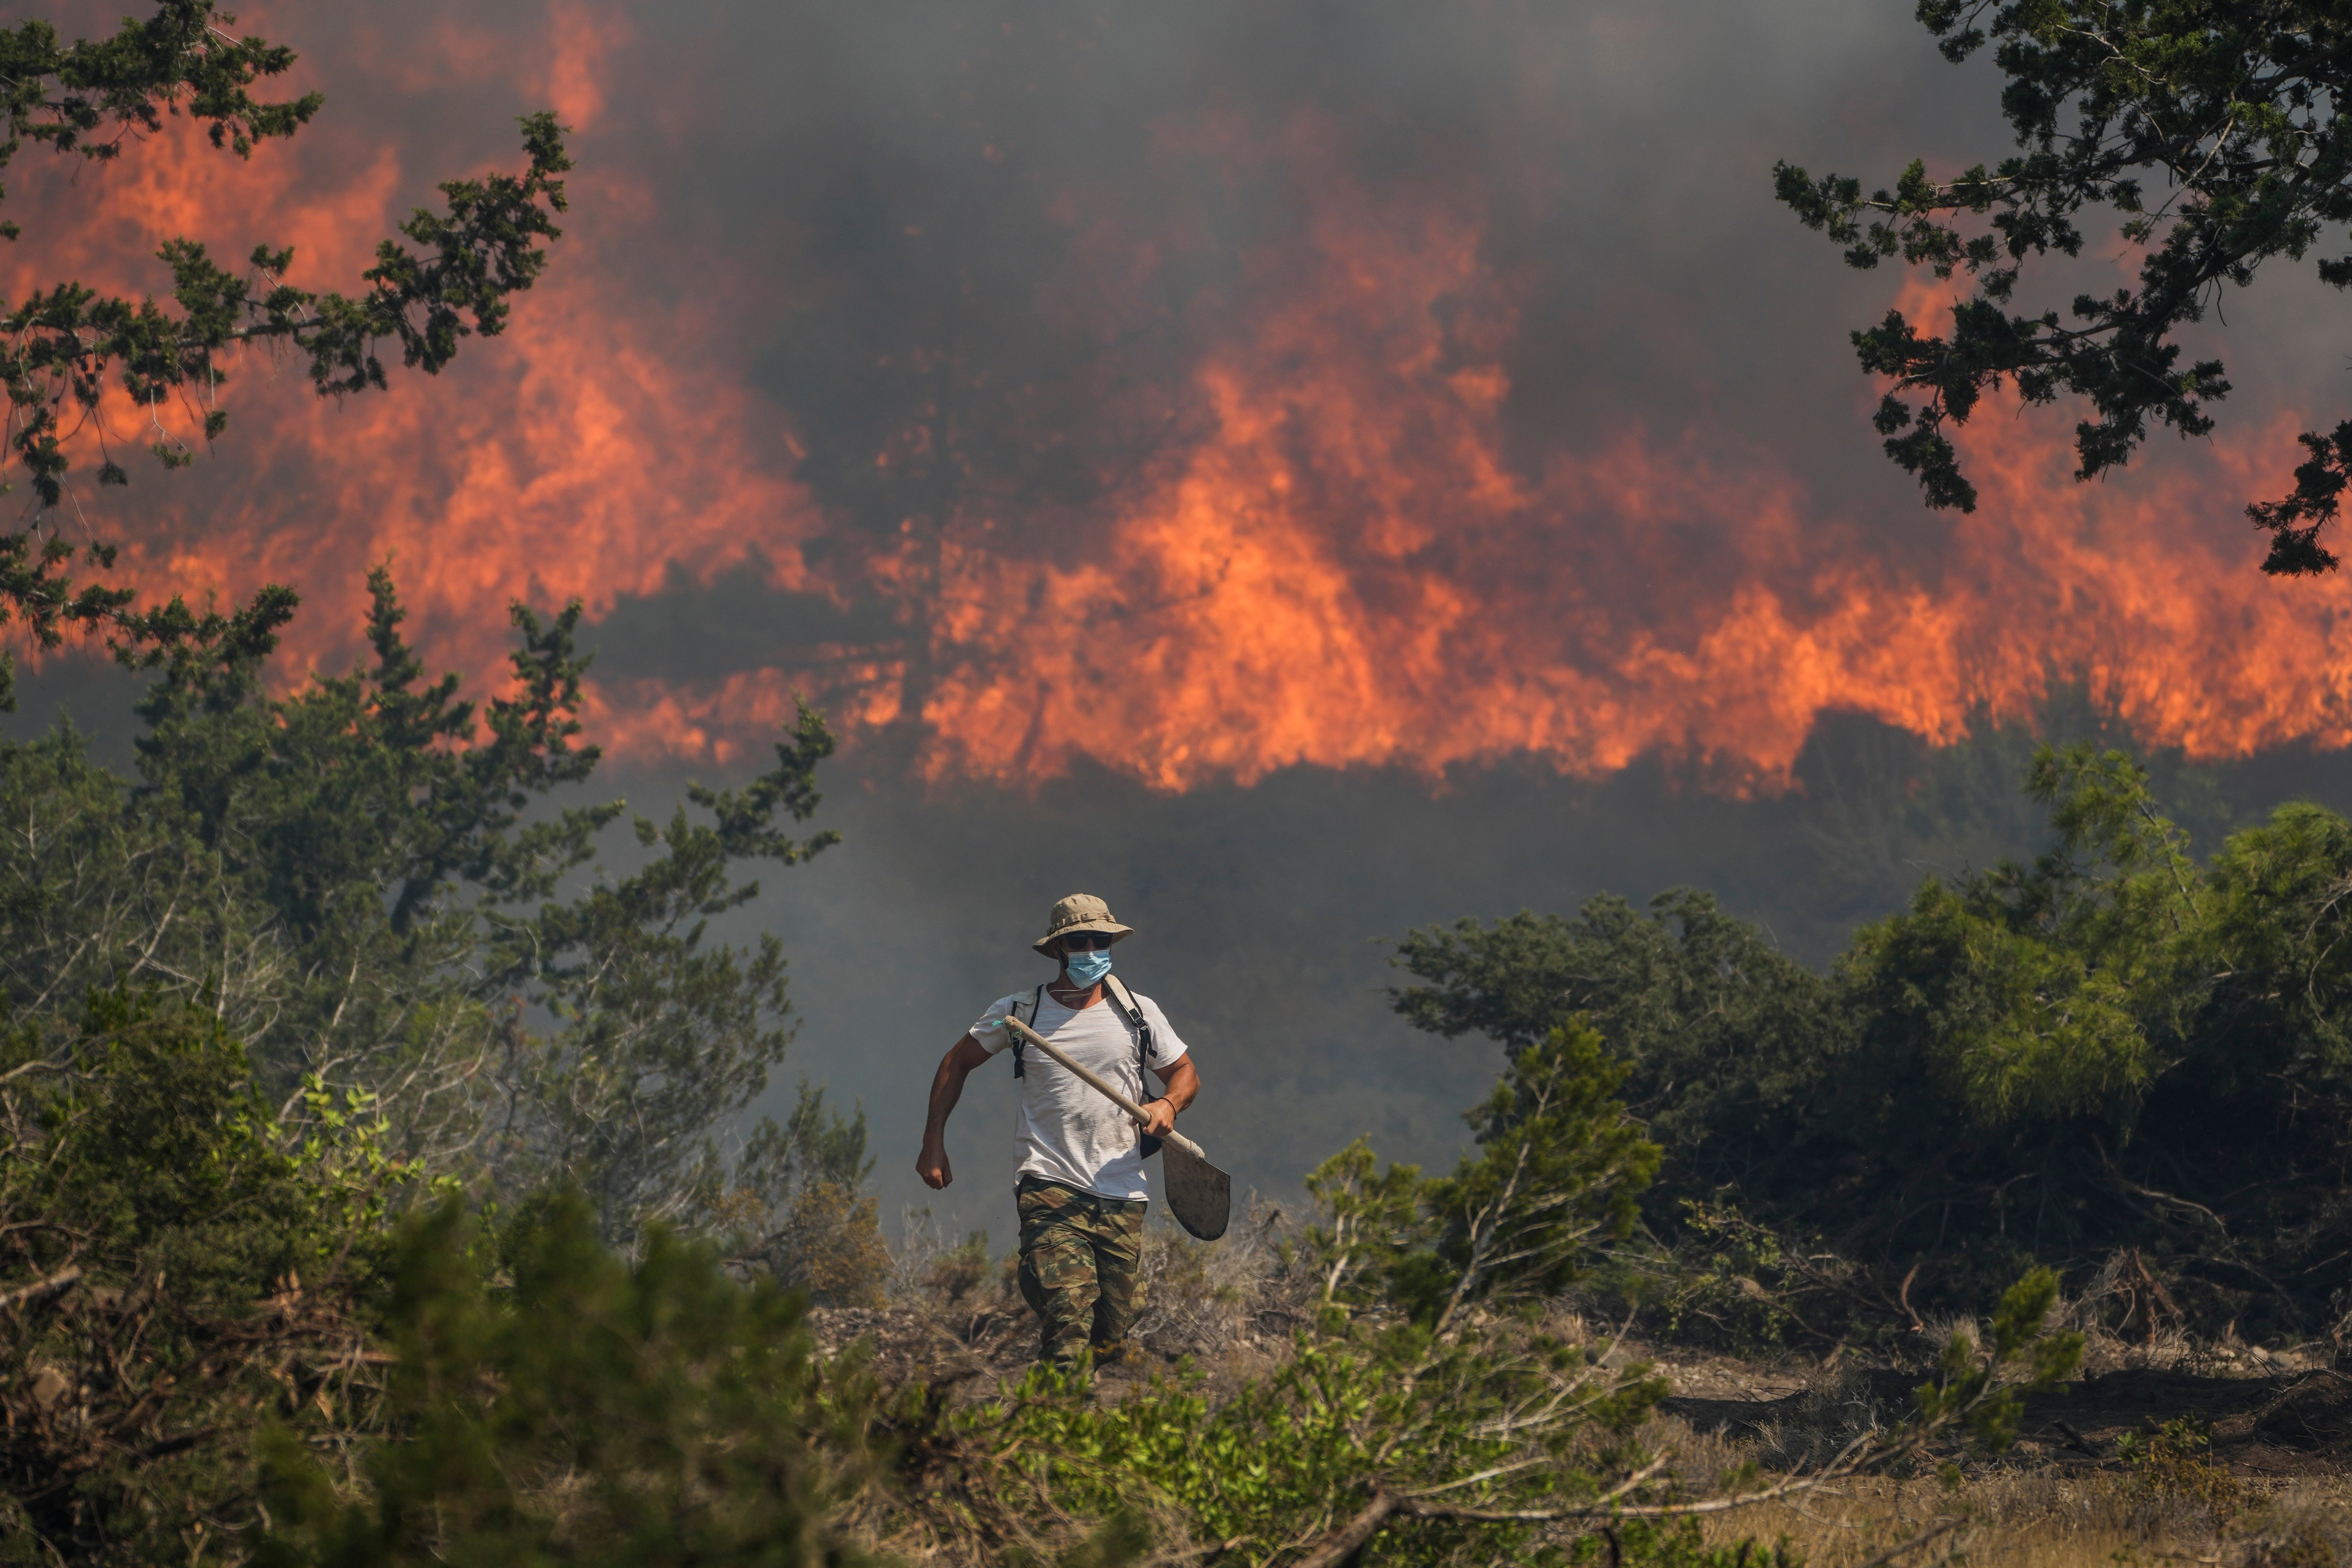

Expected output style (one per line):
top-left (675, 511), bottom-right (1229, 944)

top-left (1063, 948), bottom-right (1113, 987)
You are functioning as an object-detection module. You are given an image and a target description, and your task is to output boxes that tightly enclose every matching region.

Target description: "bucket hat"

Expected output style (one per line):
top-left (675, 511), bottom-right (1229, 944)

top-left (1032, 893), bottom-right (1134, 955)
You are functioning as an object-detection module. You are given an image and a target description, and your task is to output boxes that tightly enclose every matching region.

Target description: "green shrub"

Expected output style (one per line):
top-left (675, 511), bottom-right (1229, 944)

top-left (0, 993), bottom-right (421, 1565)
top-left (2119, 1417), bottom-right (2243, 1531)
top-left (257, 1195), bottom-right (885, 1568)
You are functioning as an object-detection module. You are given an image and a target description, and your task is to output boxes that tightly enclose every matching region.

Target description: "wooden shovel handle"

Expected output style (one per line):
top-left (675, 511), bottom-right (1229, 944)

top-left (999, 1012), bottom-right (1207, 1161)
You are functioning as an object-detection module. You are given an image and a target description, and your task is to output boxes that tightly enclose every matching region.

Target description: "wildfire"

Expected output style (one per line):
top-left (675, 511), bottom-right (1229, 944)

top-left (906, 120), bottom-right (2352, 790)
top-left (0, 4), bottom-right (826, 723)
top-left (5, 5), bottom-right (2347, 792)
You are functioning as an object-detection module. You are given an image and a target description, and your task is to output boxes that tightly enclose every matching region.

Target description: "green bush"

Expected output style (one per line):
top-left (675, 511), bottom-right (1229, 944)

top-left (0, 993), bottom-right (421, 1565)
top-left (256, 1195), bottom-right (885, 1568)
top-left (1393, 742), bottom-right (2352, 1339)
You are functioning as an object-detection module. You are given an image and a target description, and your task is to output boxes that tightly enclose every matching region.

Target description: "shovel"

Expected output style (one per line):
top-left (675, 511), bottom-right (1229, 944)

top-left (999, 1013), bottom-right (1232, 1241)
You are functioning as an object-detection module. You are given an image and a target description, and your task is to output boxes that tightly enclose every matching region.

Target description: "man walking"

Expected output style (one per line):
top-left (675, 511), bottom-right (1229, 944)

top-left (916, 894), bottom-right (1201, 1368)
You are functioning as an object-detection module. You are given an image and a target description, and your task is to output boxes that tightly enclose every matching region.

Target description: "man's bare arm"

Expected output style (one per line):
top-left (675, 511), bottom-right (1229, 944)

top-left (1139, 1055), bottom-right (1199, 1139)
top-left (916, 1034), bottom-right (994, 1190)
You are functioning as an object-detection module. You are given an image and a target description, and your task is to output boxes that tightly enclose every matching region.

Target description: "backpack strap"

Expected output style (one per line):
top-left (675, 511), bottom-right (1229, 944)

top-left (1101, 974), bottom-right (1156, 1064)
top-left (1011, 984), bottom-right (1045, 1079)
top-left (1101, 975), bottom-right (1164, 1160)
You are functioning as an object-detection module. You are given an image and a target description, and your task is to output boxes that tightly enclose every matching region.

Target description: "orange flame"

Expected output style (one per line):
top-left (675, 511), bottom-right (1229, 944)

top-left (6, 31), bottom-right (2347, 793)
top-left (900, 118), bottom-right (2352, 789)
top-left (1, 6), bottom-right (825, 715)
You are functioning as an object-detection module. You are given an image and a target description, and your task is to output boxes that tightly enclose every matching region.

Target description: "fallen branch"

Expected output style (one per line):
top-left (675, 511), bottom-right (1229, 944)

top-left (1292, 1491), bottom-right (1398, 1568)
top-left (0, 1265), bottom-right (81, 1312)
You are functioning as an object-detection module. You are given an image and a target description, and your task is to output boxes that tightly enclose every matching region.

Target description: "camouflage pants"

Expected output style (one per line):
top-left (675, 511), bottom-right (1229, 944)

top-left (1016, 1178), bottom-right (1145, 1368)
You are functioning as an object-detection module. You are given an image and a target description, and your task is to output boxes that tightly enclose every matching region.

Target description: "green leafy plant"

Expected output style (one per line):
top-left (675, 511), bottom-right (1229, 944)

top-left (256, 1194), bottom-right (886, 1568)
top-left (1775, 1), bottom-right (2352, 572)
top-left (0, 993), bottom-right (426, 1564)
top-left (1299, 1136), bottom-right (1425, 1327)
top-left (1909, 1267), bottom-right (2084, 1456)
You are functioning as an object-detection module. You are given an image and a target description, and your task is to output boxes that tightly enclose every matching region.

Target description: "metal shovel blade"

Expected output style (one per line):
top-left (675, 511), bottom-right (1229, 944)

top-left (1160, 1136), bottom-right (1231, 1241)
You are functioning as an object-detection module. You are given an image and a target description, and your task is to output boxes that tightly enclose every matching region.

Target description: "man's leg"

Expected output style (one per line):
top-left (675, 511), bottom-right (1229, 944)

top-left (1086, 1200), bottom-right (1146, 1358)
top-left (1017, 1182), bottom-right (1102, 1368)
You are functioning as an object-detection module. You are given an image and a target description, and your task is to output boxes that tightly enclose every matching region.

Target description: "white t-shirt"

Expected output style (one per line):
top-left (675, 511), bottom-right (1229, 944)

top-left (969, 985), bottom-right (1190, 1200)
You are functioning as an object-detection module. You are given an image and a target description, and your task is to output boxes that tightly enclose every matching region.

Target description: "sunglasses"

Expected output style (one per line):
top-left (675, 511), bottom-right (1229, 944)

top-left (1059, 931), bottom-right (1115, 952)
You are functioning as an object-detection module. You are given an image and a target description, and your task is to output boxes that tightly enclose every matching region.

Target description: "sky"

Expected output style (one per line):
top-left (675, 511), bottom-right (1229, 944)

top-left (12, 0), bottom-right (2352, 1244)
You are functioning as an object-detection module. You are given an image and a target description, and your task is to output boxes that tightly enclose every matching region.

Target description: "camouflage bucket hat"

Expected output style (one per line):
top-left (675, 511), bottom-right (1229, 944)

top-left (1032, 893), bottom-right (1135, 955)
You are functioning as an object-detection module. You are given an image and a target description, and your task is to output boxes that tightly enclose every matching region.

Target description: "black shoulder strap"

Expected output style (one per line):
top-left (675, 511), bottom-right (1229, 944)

top-left (1011, 985), bottom-right (1044, 1078)
top-left (1103, 974), bottom-right (1164, 1159)
top-left (1011, 979), bottom-right (1156, 1077)
top-left (1103, 974), bottom-right (1156, 1064)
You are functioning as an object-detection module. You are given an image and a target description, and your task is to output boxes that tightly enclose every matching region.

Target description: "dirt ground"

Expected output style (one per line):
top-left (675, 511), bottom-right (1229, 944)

top-left (814, 1291), bottom-right (2352, 1480)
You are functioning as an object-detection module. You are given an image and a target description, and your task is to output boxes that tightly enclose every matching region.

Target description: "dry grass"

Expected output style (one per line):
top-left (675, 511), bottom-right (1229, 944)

top-left (1643, 1410), bottom-right (2352, 1568)
top-left (1702, 1470), bottom-right (2153, 1568)
top-left (868, 1215), bottom-right (2352, 1568)
top-left (1131, 1205), bottom-right (1294, 1332)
